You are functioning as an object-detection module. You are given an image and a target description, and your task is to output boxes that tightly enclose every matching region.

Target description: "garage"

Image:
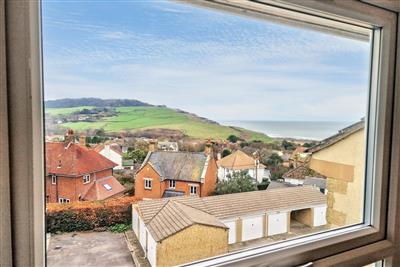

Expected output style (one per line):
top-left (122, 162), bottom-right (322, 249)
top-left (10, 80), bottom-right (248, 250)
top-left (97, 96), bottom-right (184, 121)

top-left (223, 220), bottom-right (236, 244)
top-left (267, 212), bottom-right (288, 236)
top-left (313, 206), bottom-right (327, 226)
top-left (242, 215), bottom-right (264, 241)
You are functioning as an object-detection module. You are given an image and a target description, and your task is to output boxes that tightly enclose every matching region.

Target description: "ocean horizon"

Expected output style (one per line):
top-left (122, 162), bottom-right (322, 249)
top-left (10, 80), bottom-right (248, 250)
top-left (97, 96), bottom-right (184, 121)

top-left (220, 120), bottom-right (354, 141)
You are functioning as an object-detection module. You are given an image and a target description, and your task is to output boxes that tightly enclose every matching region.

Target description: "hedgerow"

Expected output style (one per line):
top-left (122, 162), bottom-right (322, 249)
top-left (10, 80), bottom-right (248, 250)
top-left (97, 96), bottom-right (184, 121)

top-left (46, 196), bottom-right (138, 233)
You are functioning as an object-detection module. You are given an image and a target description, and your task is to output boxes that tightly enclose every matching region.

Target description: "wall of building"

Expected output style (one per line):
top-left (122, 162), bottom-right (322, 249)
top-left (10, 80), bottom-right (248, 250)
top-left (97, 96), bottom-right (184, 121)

top-left (135, 163), bottom-right (206, 199)
top-left (156, 224), bottom-right (228, 267)
top-left (135, 163), bottom-right (163, 199)
top-left (46, 168), bottom-right (113, 203)
top-left (201, 157), bottom-right (218, 196)
top-left (310, 129), bottom-right (365, 227)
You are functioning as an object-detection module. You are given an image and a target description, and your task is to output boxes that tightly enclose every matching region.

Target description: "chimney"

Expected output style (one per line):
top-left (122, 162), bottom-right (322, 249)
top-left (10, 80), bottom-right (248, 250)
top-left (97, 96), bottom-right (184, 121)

top-left (64, 129), bottom-right (75, 148)
top-left (204, 139), bottom-right (213, 155)
top-left (79, 134), bottom-right (86, 146)
top-left (149, 139), bottom-right (158, 152)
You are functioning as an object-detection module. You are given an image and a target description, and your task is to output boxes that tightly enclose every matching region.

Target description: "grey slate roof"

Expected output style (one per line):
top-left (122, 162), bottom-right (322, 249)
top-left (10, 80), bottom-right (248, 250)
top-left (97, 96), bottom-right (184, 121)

top-left (137, 186), bottom-right (326, 242)
top-left (304, 177), bottom-right (327, 189)
top-left (141, 151), bottom-right (207, 182)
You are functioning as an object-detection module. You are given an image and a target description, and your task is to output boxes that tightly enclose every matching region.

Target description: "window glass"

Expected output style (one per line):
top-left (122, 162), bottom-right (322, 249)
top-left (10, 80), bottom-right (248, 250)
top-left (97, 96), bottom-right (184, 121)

top-left (43, 1), bottom-right (372, 266)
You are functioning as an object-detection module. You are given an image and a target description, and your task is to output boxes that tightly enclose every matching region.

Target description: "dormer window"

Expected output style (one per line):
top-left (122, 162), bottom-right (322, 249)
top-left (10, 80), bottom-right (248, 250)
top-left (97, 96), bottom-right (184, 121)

top-left (83, 174), bottom-right (90, 184)
top-left (169, 180), bottom-right (176, 189)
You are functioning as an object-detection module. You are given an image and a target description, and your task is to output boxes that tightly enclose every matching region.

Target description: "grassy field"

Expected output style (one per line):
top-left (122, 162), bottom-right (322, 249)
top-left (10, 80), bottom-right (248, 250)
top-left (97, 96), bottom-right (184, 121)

top-left (47, 106), bottom-right (272, 142)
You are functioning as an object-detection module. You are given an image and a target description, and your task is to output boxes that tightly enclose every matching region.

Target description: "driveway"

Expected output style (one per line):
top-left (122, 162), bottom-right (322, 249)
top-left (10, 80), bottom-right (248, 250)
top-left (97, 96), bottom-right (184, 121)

top-left (47, 231), bottom-right (135, 267)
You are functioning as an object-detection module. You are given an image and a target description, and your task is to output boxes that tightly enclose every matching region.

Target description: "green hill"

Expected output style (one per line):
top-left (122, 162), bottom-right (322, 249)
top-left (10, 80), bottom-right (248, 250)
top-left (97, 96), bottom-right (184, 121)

top-left (46, 106), bottom-right (272, 142)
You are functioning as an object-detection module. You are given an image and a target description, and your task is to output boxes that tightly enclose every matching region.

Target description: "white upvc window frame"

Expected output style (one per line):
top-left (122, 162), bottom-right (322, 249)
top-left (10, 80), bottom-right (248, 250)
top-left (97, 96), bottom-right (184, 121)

top-left (169, 179), bottom-right (176, 189)
top-left (189, 185), bottom-right (198, 196)
top-left (58, 198), bottom-right (70, 204)
top-left (144, 178), bottom-right (152, 190)
top-left (1, 1), bottom-right (399, 267)
top-left (51, 175), bottom-right (57, 185)
top-left (82, 174), bottom-right (90, 184)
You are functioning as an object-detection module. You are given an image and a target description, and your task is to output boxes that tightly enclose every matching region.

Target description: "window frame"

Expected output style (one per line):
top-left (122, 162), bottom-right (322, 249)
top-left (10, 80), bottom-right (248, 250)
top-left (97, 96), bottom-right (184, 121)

top-left (82, 174), bottom-right (90, 184)
top-left (51, 175), bottom-right (57, 185)
top-left (189, 185), bottom-right (198, 195)
top-left (1, 0), bottom-right (399, 266)
top-left (144, 178), bottom-right (152, 190)
top-left (169, 179), bottom-right (176, 189)
top-left (58, 198), bottom-right (70, 204)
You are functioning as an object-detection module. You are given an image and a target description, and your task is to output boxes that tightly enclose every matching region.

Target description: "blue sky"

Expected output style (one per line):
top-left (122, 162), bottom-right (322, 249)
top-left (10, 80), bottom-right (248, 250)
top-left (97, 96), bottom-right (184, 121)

top-left (42, 0), bottom-right (371, 121)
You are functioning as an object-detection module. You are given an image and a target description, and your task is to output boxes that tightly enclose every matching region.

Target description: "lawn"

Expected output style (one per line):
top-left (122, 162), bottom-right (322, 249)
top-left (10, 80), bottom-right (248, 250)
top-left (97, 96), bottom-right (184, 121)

top-left (57, 106), bottom-right (272, 142)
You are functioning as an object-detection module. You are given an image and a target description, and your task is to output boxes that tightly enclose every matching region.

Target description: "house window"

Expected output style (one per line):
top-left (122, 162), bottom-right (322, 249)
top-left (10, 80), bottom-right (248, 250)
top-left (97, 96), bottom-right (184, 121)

top-left (190, 185), bottom-right (198, 196)
top-left (83, 174), bottom-right (90, 184)
top-left (51, 175), bottom-right (57, 185)
top-left (58, 198), bottom-right (70, 204)
top-left (169, 180), bottom-right (176, 189)
top-left (144, 178), bottom-right (152, 190)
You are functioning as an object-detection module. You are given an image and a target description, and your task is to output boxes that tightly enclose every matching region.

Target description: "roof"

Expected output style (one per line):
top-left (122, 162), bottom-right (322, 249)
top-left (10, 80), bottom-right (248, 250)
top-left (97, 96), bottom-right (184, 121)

top-left (82, 176), bottom-right (125, 201)
top-left (304, 177), bottom-right (327, 189)
top-left (307, 119), bottom-right (365, 153)
top-left (144, 200), bottom-right (227, 242)
top-left (283, 165), bottom-right (325, 180)
top-left (157, 141), bottom-right (179, 151)
top-left (137, 186), bottom-right (326, 242)
top-left (46, 142), bottom-right (117, 176)
top-left (217, 150), bottom-right (265, 170)
top-left (139, 151), bottom-right (208, 182)
top-left (266, 181), bottom-right (294, 190)
top-left (93, 143), bottom-right (123, 156)
top-left (290, 147), bottom-right (307, 160)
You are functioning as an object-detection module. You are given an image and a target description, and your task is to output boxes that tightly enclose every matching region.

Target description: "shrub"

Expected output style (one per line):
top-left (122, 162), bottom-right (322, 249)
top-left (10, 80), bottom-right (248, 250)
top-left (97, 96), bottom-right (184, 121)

top-left (108, 223), bottom-right (131, 233)
top-left (213, 171), bottom-right (257, 195)
top-left (46, 196), bottom-right (137, 233)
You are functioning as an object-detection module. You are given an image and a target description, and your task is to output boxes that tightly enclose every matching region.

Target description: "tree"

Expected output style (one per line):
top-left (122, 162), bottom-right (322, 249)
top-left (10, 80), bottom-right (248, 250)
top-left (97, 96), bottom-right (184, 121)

top-left (257, 178), bottom-right (270, 190)
top-left (222, 149), bottom-right (231, 157)
top-left (266, 153), bottom-right (283, 168)
top-left (213, 171), bottom-right (257, 195)
top-left (227, 135), bottom-right (239, 143)
top-left (270, 166), bottom-right (289, 180)
top-left (303, 142), bottom-right (317, 148)
top-left (123, 148), bottom-right (147, 164)
top-left (282, 140), bottom-right (296, 150)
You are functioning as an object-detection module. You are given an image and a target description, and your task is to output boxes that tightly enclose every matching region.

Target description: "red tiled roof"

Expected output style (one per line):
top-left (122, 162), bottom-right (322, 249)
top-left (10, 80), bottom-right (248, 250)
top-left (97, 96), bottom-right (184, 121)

top-left (82, 176), bottom-right (125, 201)
top-left (46, 142), bottom-right (117, 176)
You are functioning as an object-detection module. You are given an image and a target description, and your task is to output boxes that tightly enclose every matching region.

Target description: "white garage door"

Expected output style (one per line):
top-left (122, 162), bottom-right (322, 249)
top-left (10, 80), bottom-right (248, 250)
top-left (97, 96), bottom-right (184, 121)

top-left (268, 212), bottom-right (287, 236)
top-left (313, 206), bottom-right (327, 226)
top-left (132, 209), bottom-right (139, 237)
top-left (242, 216), bottom-right (263, 241)
top-left (223, 221), bottom-right (236, 244)
top-left (147, 232), bottom-right (157, 267)
top-left (139, 219), bottom-right (147, 252)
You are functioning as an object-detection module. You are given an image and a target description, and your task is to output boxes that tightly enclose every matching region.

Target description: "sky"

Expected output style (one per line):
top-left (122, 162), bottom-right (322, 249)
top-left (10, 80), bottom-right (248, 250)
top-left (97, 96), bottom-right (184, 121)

top-left (42, 0), bottom-right (371, 121)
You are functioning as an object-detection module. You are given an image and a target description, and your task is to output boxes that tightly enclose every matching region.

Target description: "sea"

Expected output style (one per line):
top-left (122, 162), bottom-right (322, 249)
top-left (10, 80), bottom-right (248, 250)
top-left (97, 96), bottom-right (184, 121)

top-left (220, 120), bottom-right (353, 141)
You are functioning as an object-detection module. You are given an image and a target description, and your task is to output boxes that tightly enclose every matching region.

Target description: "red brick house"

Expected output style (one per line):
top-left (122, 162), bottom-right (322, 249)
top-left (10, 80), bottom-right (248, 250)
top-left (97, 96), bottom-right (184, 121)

top-left (134, 143), bottom-right (218, 199)
top-left (45, 130), bottom-right (125, 203)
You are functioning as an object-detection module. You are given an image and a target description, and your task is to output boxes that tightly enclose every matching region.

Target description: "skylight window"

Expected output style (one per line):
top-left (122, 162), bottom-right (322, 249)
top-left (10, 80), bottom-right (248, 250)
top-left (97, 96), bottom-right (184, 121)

top-left (103, 184), bottom-right (112, 191)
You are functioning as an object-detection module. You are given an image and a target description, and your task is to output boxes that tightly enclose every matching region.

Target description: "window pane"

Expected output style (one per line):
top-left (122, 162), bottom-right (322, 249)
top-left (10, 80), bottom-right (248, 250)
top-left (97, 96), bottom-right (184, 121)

top-left (43, 1), bottom-right (372, 266)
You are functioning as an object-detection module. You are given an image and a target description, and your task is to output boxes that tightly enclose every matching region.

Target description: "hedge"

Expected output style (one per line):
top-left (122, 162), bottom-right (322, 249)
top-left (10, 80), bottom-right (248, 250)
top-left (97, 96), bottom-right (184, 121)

top-left (46, 196), bottom-right (138, 233)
